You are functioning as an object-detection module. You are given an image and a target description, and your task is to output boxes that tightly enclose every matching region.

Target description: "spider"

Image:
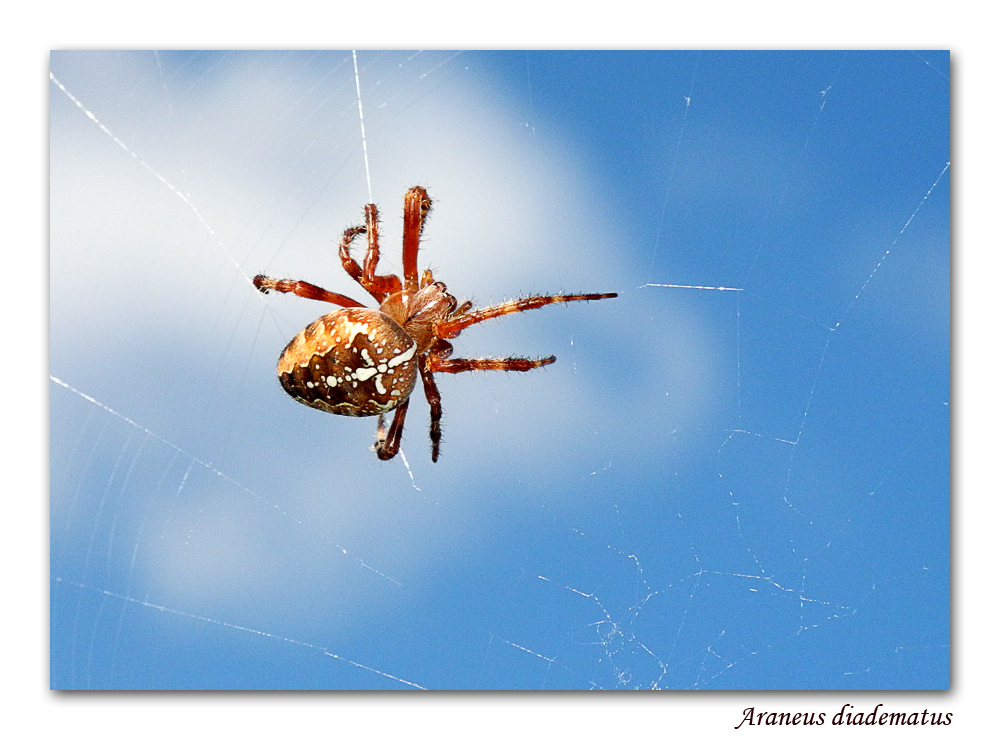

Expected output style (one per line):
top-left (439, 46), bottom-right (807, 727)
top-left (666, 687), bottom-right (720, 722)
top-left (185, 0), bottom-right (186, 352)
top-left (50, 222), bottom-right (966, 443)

top-left (253, 186), bottom-right (617, 462)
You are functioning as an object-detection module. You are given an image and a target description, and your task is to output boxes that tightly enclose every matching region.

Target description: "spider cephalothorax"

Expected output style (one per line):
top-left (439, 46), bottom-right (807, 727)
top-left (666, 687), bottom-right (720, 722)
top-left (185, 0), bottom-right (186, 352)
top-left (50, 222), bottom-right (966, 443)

top-left (254, 186), bottom-right (616, 461)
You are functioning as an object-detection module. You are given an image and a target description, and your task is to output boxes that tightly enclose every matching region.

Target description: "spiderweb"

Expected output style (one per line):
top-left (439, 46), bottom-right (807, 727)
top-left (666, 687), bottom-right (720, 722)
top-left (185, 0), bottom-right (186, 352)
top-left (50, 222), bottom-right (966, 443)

top-left (50, 50), bottom-right (950, 691)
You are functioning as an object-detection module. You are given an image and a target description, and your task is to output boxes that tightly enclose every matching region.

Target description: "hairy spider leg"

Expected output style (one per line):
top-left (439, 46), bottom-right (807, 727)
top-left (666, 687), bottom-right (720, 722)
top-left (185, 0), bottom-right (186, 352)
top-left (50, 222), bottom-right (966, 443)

top-left (338, 206), bottom-right (402, 304)
top-left (361, 204), bottom-right (381, 289)
top-left (252, 275), bottom-right (366, 308)
top-left (435, 292), bottom-right (618, 339)
top-left (361, 203), bottom-right (403, 300)
top-left (375, 398), bottom-right (409, 461)
top-left (425, 355), bottom-right (557, 374)
top-left (417, 355), bottom-right (444, 461)
top-left (337, 224), bottom-right (368, 292)
top-left (415, 337), bottom-right (556, 461)
top-left (402, 186), bottom-right (432, 293)
top-left (413, 293), bottom-right (616, 461)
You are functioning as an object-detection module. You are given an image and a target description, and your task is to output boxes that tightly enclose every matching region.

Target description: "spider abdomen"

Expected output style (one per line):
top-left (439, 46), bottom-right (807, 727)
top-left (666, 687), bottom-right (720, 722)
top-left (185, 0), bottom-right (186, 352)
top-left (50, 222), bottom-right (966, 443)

top-left (275, 307), bottom-right (418, 417)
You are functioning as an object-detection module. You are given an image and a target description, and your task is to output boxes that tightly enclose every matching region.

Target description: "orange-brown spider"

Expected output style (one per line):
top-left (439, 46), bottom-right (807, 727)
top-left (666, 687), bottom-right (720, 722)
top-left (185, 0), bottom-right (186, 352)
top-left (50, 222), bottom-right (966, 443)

top-left (253, 186), bottom-right (616, 461)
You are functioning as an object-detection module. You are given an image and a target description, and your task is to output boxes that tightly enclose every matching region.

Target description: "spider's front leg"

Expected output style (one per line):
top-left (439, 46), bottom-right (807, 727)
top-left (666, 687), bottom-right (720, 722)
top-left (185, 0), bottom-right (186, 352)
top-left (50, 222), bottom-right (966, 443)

top-left (361, 203), bottom-right (402, 300)
top-left (337, 224), bottom-right (367, 288)
top-left (338, 209), bottom-right (401, 304)
top-left (402, 187), bottom-right (432, 292)
top-left (374, 399), bottom-right (410, 461)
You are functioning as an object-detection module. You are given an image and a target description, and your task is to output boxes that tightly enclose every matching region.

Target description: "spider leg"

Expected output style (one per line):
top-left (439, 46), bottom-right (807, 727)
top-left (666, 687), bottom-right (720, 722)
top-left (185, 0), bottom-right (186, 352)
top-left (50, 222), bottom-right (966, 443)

top-left (418, 355), bottom-right (444, 462)
top-left (361, 203), bottom-right (403, 301)
top-left (338, 208), bottom-right (402, 304)
top-left (253, 275), bottom-right (366, 308)
top-left (402, 186), bottom-right (432, 292)
top-left (338, 224), bottom-right (368, 289)
top-left (435, 293), bottom-right (617, 339)
top-left (425, 355), bottom-right (556, 374)
top-left (374, 399), bottom-right (410, 461)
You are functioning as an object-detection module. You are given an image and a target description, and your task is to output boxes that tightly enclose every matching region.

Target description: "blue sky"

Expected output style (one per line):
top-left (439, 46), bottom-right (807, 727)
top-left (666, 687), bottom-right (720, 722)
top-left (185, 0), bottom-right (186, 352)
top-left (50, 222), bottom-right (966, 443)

top-left (50, 51), bottom-right (949, 693)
